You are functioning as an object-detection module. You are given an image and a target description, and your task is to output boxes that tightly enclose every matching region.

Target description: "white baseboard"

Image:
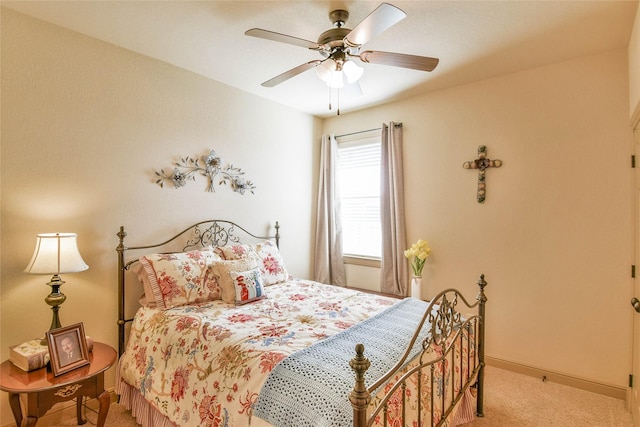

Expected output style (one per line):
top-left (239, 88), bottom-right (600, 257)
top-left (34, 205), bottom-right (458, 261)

top-left (486, 356), bottom-right (627, 401)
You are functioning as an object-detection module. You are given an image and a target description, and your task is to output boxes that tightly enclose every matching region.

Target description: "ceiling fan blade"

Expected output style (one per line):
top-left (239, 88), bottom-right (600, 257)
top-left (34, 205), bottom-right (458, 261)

top-left (245, 28), bottom-right (321, 50)
top-left (261, 60), bottom-right (322, 87)
top-left (344, 3), bottom-right (406, 48)
top-left (359, 50), bottom-right (439, 72)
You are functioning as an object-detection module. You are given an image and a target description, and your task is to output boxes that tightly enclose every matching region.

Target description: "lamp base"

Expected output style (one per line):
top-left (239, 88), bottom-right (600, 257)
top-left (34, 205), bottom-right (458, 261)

top-left (41, 274), bottom-right (66, 345)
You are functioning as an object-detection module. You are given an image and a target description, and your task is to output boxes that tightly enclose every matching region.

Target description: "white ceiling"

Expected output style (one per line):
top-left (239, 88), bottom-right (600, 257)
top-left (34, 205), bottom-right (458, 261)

top-left (2, 1), bottom-right (638, 118)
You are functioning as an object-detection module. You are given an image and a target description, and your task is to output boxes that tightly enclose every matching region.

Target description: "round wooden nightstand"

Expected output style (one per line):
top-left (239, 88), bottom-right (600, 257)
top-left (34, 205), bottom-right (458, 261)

top-left (0, 341), bottom-right (116, 427)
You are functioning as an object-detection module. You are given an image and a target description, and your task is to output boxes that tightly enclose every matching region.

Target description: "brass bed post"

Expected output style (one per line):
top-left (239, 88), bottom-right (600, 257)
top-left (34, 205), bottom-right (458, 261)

top-left (476, 274), bottom-right (488, 417)
top-left (349, 343), bottom-right (371, 427)
top-left (274, 221), bottom-right (280, 248)
top-left (116, 226), bottom-right (127, 357)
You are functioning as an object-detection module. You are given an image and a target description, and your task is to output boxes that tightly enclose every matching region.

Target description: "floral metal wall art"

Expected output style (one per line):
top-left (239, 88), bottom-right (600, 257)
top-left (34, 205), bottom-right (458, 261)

top-left (154, 149), bottom-right (255, 194)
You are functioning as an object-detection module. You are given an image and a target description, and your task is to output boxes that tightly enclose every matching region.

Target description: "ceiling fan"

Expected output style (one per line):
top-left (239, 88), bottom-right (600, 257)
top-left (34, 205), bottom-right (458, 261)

top-left (245, 2), bottom-right (439, 89)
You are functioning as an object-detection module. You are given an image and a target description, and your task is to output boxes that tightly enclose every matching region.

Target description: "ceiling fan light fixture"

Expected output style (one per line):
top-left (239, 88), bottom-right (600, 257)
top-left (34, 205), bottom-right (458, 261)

top-left (316, 59), bottom-right (336, 82)
top-left (327, 69), bottom-right (344, 88)
top-left (342, 60), bottom-right (363, 83)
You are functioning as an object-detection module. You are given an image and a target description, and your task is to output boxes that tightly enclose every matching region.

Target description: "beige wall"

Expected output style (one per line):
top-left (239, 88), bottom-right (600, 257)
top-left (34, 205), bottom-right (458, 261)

top-left (631, 2), bottom-right (640, 120)
top-left (0, 9), bottom-right (320, 425)
top-left (324, 49), bottom-right (633, 389)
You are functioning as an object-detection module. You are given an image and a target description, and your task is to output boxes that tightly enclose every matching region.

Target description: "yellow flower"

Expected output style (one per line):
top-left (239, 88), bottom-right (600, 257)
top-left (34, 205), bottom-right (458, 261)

top-left (404, 239), bottom-right (431, 276)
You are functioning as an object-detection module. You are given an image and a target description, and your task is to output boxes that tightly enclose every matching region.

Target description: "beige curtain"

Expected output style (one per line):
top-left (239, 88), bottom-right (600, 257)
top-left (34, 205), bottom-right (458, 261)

top-left (380, 122), bottom-right (408, 295)
top-left (314, 134), bottom-right (346, 286)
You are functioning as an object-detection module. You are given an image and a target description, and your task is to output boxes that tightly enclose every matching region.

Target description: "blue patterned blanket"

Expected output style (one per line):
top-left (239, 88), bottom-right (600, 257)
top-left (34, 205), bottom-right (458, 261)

top-left (253, 297), bottom-right (431, 427)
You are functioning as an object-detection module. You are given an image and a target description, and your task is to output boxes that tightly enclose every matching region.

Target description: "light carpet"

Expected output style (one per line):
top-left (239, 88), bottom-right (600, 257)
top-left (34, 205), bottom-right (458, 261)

top-left (50, 366), bottom-right (633, 427)
top-left (465, 366), bottom-right (633, 426)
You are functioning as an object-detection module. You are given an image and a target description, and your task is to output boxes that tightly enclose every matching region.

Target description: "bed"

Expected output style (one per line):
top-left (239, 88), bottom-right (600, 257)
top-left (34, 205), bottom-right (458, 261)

top-left (115, 220), bottom-right (487, 427)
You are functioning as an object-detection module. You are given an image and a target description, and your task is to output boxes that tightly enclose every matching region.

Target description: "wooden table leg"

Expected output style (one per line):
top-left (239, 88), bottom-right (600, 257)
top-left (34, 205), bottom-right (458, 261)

top-left (96, 389), bottom-right (111, 427)
top-left (8, 392), bottom-right (23, 427)
top-left (77, 396), bottom-right (86, 425)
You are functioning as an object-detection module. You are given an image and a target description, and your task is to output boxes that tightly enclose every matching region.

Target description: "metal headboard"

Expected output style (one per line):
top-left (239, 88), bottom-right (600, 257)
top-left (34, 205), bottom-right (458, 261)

top-left (116, 220), bottom-right (280, 356)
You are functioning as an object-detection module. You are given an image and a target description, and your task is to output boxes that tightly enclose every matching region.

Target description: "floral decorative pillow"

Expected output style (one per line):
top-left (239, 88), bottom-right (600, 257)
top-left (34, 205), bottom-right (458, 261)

top-left (250, 240), bottom-right (290, 286)
top-left (212, 241), bottom-right (289, 286)
top-left (213, 243), bottom-right (253, 260)
top-left (209, 258), bottom-right (257, 304)
top-left (229, 268), bottom-right (266, 305)
top-left (138, 249), bottom-right (222, 309)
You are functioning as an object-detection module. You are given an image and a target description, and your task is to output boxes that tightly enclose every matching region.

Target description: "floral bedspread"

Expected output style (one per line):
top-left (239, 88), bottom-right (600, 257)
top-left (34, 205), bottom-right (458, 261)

top-left (117, 279), bottom-right (398, 427)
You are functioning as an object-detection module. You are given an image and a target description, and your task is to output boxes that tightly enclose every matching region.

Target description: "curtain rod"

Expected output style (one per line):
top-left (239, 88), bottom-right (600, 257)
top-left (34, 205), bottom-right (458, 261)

top-left (335, 127), bottom-right (381, 138)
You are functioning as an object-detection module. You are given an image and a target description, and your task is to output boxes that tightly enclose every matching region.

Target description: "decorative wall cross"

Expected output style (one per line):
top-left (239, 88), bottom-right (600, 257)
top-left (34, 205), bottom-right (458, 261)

top-left (463, 145), bottom-right (502, 203)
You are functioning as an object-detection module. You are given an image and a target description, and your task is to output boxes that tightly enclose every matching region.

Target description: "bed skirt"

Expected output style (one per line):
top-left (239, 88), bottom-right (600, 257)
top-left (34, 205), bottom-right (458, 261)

top-left (116, 361), bottom-right (176, 427)
top-left (452, 387), bottom-right (477, 426)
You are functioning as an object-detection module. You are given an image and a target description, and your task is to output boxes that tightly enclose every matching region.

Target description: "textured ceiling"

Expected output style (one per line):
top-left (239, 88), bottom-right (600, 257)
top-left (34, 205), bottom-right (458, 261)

top-left (2, 1), bottom-right (638, 117)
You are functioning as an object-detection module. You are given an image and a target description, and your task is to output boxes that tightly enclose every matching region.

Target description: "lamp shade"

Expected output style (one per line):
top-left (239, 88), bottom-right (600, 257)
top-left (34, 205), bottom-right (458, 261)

top-left (24, 233), bottom-right (89, 274)
top-left (342, 60), bottom-right (364, 84)
top-left (316, 59), bottom-right (336, 82)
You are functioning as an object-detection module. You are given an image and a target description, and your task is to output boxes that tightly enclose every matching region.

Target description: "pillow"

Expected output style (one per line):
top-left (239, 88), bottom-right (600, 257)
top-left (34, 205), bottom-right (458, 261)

top-left (209, 258), bottom-right (257, 304)
top-left (213, 243), bottom-right (253, 260)
top-left (250, 240), bottom-right (290, 286)
top-left (131, 261), bottom-right (156, 308)
top-left (229, 268), bottom-right (266, 305)
top-left (213, 240), bottom-right (289, 286)
top-left (137, 249), bottom-right (222, 309)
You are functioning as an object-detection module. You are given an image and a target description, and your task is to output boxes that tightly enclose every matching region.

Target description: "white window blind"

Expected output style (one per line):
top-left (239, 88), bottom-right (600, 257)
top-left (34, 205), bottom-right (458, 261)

top-left (337, 138), bottom-right (381, 258)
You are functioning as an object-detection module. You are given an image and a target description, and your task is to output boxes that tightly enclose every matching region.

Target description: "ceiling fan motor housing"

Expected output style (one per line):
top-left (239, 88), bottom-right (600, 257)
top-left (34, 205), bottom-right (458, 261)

top-left (317, 28), bottom-right (351, 49)
top-left (317, 9), bottom-right (355, 57)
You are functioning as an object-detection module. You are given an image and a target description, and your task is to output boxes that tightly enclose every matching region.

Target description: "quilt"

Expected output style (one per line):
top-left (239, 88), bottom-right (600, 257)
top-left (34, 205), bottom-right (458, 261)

top-left (117, 279), bottom-right (399, 427)
top-left (253, 297), bottom-right (431, 426)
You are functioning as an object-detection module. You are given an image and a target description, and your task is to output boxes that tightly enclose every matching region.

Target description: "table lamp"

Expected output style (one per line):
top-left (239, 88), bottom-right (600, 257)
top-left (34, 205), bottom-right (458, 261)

top-left (24, 233), bottom-right (89, 343)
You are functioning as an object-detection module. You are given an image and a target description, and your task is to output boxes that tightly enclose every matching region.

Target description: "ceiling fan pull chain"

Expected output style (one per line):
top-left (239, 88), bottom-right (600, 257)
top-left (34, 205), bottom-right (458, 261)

top-left (328, 86), bottom-right (333, 111)
top-left (337, 89), bottom-right (341, 116)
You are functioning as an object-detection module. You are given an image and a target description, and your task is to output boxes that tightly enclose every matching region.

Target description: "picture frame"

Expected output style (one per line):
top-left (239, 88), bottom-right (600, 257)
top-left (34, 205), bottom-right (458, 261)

top-left (46, 322), bottom-right (90, 376)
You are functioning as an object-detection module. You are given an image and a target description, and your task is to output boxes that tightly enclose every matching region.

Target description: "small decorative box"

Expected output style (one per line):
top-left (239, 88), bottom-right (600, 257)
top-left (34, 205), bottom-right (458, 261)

top-left (9, 339), bottom-right (50, 372)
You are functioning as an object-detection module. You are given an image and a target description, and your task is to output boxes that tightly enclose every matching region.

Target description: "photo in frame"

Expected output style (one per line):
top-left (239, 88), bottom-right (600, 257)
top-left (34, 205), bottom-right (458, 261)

top-left (46, 322), bottom-right (90, 376)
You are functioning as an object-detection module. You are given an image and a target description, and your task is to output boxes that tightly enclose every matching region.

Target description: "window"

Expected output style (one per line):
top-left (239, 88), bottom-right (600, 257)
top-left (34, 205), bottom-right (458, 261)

top-left (337, 136), bottom-right (381, 259)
